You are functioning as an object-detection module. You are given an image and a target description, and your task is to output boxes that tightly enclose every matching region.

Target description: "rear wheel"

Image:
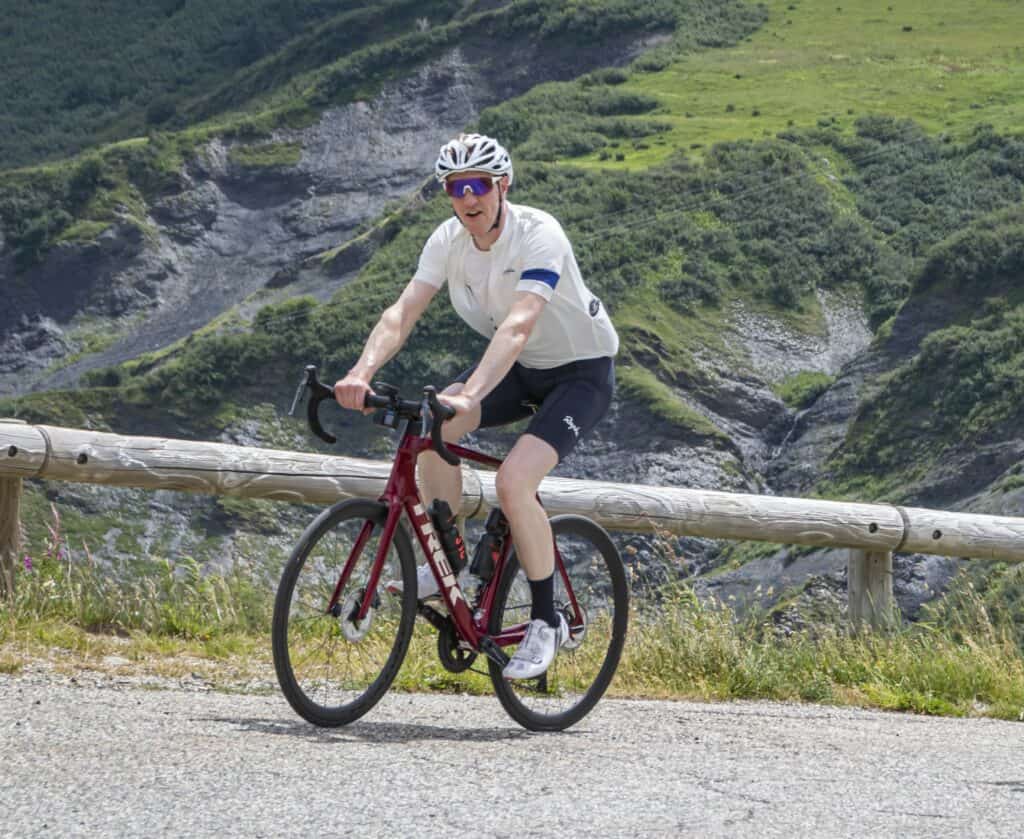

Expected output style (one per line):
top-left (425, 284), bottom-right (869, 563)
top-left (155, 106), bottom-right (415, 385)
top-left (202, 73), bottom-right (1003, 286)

top-left (488, 515), bottom-right (628, 731)
top-left (272, 499), bottom-right (417, 726)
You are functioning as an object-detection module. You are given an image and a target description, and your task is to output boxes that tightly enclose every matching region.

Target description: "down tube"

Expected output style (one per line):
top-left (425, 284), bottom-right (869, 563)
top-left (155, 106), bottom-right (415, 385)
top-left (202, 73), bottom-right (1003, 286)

top-left (404, 498), bottom-right (480, 647)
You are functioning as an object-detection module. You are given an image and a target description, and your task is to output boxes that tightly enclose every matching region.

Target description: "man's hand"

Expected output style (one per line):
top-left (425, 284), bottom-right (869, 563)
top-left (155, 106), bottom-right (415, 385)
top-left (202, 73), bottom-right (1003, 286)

top-left (334, 372), bottom-right (374, 414)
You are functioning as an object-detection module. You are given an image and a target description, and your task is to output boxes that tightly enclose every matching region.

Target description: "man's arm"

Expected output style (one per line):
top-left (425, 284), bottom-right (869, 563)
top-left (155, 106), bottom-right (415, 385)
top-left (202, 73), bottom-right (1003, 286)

top-left (335, 279), bottom-right (439, 409)
top-left (455, 291), bottom-right (547, 408)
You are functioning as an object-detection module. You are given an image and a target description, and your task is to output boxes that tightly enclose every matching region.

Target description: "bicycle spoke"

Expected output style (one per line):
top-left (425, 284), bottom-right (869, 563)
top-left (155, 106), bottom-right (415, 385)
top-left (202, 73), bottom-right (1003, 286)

top-left (273, 500), bottom-right (417, 726)
top-left (489, 515), bottom-right (627, 731)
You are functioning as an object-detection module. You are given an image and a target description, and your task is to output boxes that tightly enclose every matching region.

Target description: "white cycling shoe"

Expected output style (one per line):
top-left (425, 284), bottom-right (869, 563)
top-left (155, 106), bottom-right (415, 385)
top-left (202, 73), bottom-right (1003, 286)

top-left (502, 614), bottom-right (569, 680)
top-left (385, 563), bottom-right (440, 600)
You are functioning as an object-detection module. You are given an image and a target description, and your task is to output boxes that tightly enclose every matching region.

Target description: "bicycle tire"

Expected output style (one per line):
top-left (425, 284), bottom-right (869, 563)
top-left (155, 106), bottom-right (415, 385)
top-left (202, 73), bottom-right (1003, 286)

top-left (488, 514), bottom-right (628, 732)
top-left (272, 498), bottom-right (417, 726)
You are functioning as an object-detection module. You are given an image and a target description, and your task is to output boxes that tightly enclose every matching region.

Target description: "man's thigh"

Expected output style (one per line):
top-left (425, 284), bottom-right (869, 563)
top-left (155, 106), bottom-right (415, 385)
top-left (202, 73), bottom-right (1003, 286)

top-left (454, 364), bottom-right (535, 428)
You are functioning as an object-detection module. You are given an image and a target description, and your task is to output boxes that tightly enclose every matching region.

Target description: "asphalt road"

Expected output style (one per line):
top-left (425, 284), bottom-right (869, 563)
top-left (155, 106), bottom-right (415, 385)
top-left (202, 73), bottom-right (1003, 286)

top-left (3, 672), bottom-right (1023, 838)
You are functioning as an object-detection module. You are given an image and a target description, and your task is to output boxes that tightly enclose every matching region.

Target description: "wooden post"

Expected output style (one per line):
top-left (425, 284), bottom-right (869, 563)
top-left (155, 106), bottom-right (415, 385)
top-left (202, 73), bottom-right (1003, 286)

top-left (0, 476), bottom-right (21, 600)
top-left (847, 549), bottom-right (894, 629)
top-left (0, 418), bottom-right (30, 600)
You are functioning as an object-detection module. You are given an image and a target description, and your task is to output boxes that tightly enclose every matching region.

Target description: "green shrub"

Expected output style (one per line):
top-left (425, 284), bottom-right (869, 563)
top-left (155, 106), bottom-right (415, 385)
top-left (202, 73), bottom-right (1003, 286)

top-left (774, 371), bottom-right (835, 410)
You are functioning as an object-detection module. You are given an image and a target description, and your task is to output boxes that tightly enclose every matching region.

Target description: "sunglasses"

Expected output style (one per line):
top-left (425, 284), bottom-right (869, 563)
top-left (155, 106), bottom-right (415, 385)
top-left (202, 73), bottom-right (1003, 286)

top-left (443, 176), bottom-right (498, 198)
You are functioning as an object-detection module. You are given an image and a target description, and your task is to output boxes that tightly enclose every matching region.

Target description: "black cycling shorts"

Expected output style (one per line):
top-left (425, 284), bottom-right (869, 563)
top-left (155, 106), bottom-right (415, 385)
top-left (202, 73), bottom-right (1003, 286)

top-left (455, 356), bottom-right (615, 462)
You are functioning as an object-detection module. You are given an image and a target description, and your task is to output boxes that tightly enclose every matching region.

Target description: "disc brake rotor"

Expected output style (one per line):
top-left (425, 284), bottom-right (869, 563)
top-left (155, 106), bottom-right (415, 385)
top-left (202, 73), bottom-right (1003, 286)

top-left (338, 588), bottom-right (377, 642)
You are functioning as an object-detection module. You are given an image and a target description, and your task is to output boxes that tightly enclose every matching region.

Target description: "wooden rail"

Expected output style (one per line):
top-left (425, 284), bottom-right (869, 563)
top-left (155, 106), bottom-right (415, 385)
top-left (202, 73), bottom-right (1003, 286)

top-left (3, 420), bottom-right (1024, 626)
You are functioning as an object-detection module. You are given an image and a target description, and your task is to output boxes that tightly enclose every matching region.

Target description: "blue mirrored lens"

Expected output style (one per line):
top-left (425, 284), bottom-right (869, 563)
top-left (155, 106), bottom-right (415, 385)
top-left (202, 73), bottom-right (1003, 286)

top-left (444, 177), bottom-right (494, 198)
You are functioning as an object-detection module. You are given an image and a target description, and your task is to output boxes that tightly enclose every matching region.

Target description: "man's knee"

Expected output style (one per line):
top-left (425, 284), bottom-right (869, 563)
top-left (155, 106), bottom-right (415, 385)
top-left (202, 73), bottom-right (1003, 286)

top-left (495, 438), bottom-right (556, 509)
top-left (494, 466), bottom-right (528, 510)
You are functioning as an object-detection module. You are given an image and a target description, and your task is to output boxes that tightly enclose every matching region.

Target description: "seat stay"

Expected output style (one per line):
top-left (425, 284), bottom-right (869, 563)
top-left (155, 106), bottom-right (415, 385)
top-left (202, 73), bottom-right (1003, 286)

top-left (554, 546), bottom-right (585, 630)
top-left (488, 535), bottom-right (584, 647)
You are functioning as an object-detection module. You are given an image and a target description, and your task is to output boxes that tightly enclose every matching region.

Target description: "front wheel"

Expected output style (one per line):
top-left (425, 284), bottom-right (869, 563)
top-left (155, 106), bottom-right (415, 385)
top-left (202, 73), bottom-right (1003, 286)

top-left (488, 515), bottom-right (628, 731)
top-left (272, 499), bottom-right (417, 726)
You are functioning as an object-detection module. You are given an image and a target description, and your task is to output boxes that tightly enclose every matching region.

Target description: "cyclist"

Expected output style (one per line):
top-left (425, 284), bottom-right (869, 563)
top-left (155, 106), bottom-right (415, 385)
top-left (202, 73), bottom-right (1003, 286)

top-left (334, 133), bottom-right (618, 679)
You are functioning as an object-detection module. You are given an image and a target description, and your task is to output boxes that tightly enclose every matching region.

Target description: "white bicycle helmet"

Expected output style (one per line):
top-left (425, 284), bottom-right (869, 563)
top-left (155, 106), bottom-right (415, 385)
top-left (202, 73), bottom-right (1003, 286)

top-left (434, 133), bottom-right (513, 185)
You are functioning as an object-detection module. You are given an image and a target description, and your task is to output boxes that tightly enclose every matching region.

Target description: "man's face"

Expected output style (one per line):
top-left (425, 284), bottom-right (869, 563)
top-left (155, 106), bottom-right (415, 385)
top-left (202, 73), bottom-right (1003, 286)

top-left (445, 171), bottom-right (508, 238)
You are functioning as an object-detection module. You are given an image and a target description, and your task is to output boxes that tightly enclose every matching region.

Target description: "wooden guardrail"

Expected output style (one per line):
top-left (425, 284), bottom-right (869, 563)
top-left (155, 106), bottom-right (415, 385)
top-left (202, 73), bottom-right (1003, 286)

top-left (2, 419), bottom-right (1024, 624)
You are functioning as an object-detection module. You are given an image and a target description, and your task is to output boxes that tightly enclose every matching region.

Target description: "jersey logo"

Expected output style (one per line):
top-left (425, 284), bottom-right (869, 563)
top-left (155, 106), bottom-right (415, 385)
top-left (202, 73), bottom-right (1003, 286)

top-left (589, 297), bottom-right (601, 317)
top-left (563, 415), bottom-right (581, 439)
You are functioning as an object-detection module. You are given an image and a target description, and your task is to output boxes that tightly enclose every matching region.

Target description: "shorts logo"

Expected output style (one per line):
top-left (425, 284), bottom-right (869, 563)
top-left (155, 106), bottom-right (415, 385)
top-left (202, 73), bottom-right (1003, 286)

top-left (589, 297), bottom-right (601, 317)
top-left (563, 415), bottom-right (581, 439)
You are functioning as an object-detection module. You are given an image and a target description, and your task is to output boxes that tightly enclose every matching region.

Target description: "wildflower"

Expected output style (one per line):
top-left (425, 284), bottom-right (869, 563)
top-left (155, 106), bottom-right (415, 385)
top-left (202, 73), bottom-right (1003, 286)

top-left (23, 555), bottom-right (32, 572)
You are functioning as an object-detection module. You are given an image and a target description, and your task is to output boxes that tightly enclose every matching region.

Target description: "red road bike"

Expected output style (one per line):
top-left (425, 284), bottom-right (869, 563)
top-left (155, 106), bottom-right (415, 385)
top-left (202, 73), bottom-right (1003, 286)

top-left (272, 366), bottom-right (628, 731)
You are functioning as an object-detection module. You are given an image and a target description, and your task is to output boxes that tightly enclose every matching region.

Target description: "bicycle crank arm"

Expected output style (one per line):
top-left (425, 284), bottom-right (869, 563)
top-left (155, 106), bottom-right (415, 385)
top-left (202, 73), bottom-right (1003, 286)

top-left (416, 602), bottom-right (448, 632)
top-left (477, 636), bottom-right (510, 668)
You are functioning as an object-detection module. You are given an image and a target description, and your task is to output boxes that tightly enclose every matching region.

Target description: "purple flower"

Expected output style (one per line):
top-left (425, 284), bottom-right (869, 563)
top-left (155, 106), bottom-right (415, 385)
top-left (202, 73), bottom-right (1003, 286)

top-left (23, 555), bottom-right (33, 572)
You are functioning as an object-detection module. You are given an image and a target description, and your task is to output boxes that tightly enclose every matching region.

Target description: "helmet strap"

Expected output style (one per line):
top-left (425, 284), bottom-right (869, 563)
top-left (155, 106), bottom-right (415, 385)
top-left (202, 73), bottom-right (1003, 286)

top-left (488, 190), bottom-right (505, 233)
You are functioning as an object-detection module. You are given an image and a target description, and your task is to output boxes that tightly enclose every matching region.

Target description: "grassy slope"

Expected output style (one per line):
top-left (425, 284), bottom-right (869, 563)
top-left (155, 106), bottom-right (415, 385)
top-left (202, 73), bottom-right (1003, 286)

top-left (3, 2), bottom-right (1021, 454)
top-left (0, 0), bottom-right (389, 167)
top-left (578, 0), bottom-right (1024, 169)
top-left (826, 205), bottom-right (1024, 500)
top-left (8, 3), bottom-right (1023, 455)
top-left (0, 0), bottom-right (716, 271)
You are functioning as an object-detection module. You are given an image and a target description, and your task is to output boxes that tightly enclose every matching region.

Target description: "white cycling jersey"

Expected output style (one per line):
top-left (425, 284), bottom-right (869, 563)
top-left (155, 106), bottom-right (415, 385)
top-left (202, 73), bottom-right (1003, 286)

top-left (413, 202), bottom-right (619, 369)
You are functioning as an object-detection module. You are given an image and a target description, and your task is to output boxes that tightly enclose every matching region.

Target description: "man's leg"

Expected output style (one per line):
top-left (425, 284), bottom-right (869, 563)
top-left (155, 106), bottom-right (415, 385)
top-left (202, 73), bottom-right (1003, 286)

top-left (494, 433), bottom-right (559, 581)
top-left (418, 382), bottom-right (480, 512)
top-left (497, 433), bottom-right (568, 680)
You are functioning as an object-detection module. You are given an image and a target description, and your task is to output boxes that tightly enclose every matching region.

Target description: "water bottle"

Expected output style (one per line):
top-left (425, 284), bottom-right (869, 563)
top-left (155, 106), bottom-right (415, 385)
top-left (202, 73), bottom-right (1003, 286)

top-left (469, 507), bottom-right (508, 582)
top-left (429, 499), bottom-right (467, 573)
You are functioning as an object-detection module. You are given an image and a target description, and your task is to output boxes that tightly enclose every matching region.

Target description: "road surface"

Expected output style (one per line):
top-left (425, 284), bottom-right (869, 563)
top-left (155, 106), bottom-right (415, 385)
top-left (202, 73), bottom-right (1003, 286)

top-left (3, 670), bottom-right (1023, 837)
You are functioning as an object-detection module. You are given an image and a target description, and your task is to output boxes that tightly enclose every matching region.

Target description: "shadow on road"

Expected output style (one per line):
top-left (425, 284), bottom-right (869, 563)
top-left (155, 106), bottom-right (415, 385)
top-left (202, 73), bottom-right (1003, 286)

top-left (204, 716), bottom-right (542, 743)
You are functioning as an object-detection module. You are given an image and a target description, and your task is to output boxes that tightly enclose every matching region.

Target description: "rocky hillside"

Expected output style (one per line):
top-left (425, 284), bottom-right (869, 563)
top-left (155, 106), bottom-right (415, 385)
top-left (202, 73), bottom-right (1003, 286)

top-left (2, 0), bottom-right (1023, 633)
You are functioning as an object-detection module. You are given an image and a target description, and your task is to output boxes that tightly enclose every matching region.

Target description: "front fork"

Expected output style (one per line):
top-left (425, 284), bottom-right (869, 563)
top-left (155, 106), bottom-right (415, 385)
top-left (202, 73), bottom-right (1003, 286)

top-left (324, 506), bottom-right (402, 622)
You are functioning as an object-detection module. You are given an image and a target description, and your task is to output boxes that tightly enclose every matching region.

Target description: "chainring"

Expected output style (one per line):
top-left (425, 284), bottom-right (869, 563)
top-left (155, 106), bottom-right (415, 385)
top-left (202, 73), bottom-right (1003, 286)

top-left (437, 618), bottom-right (478, 673)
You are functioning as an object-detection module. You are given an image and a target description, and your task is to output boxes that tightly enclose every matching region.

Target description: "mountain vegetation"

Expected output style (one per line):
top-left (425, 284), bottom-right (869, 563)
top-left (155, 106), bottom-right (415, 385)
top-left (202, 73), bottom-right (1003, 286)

top-left (2, 0), bottom-right (1024, 713)
top-left (0, 0), bottom-right (763, 270)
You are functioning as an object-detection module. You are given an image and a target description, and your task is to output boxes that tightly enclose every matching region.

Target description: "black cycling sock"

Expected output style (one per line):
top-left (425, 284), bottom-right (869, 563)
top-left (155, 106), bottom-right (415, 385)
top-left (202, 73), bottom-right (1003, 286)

top-left (529, 573), bottom-right (558, 627)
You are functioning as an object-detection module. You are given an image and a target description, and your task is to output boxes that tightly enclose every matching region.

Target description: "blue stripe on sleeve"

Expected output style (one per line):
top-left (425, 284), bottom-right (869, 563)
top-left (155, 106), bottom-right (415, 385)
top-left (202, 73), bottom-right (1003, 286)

top-left (521, 268), bottom-right (560, 289)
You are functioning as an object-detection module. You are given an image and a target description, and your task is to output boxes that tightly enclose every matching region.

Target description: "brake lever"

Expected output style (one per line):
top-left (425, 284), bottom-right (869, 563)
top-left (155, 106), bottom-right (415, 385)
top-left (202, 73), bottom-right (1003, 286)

top-left (301, 365), bottom-right (337, 444)
top-left (424, 386), bottom-right (460, 467)
top-left (419, 397), bottom-right (430, 439)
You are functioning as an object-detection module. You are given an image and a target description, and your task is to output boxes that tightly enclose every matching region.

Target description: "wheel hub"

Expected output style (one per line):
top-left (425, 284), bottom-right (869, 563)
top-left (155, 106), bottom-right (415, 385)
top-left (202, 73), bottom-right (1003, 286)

top-left (338, 588), bottom-right (375, 641)
top-left (561, 603), bottom-right (586, 650)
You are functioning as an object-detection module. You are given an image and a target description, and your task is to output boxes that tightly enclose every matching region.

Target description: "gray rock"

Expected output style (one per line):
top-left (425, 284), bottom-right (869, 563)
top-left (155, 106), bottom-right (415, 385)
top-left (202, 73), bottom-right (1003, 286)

top-left (3, 33), bottom-right (656, 399)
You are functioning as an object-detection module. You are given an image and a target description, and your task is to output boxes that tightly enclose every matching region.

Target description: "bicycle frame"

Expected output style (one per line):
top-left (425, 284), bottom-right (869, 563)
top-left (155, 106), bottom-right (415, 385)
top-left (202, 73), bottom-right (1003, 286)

top-left (323, 416), bottom-right (582, 657)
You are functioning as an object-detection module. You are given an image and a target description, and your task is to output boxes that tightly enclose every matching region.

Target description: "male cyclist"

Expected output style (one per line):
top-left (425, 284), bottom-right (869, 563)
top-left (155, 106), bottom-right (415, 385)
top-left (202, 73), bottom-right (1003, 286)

top-left (334, 133), bottom-right (618, 679)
